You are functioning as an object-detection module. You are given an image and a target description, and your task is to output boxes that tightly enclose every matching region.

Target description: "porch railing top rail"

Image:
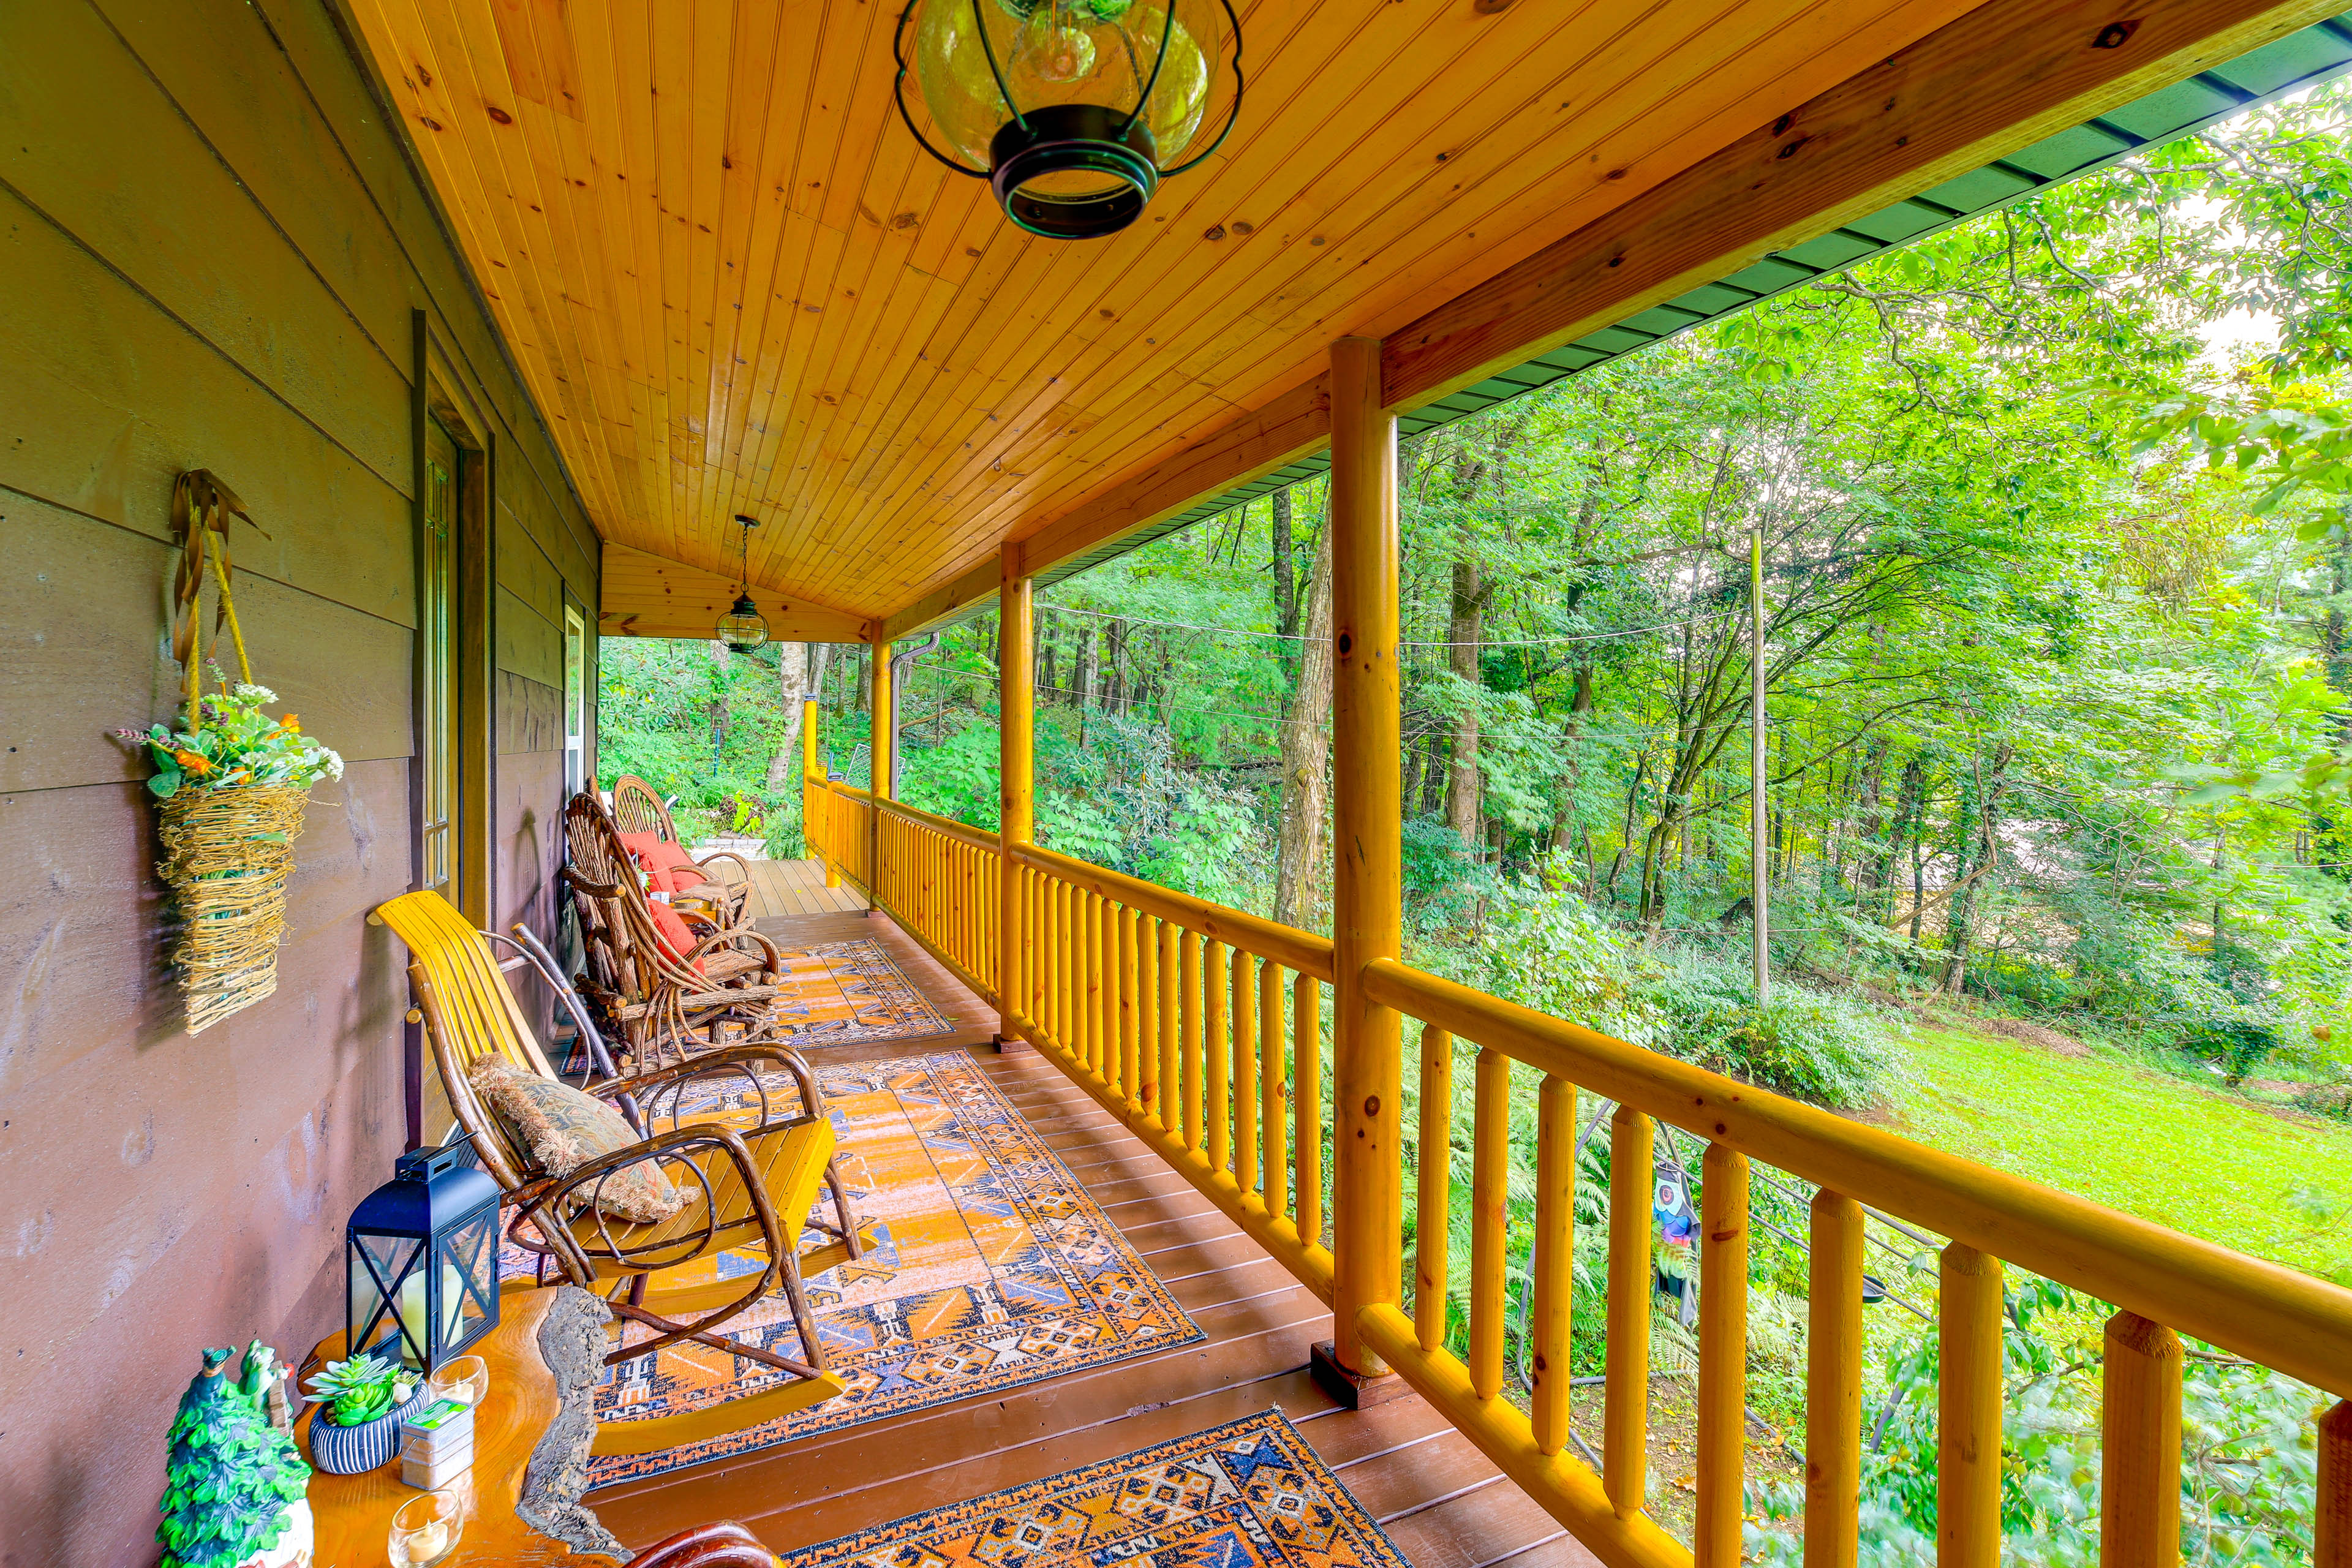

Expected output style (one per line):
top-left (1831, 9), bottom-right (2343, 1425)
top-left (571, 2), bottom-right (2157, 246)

top-left (1009, 840), bottom-right (1336, 983)
top-left (871, 793), bottom-right (1000, 853)
top-left (1365, 955), bottom-right (2352, 1402)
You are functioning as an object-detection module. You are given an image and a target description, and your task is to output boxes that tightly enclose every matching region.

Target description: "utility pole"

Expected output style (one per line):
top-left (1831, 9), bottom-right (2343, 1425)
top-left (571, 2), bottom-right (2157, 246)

top-left (1751, 522), bottom-right (1769, 1008)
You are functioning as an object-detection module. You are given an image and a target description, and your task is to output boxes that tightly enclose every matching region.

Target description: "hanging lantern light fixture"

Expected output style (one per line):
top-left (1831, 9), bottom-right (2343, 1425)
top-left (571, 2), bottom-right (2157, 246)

top-left (714, 514), bottom-right (770, 653)
top-left (894, 0), bottom-right (1243, 241)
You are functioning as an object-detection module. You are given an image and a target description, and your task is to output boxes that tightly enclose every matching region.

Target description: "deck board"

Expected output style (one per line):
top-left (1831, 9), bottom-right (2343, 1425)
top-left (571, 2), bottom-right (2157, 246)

top-left (740, 858), bottom-right (867, 920)
top-left (590, 985), bottom-right (1596, 1568)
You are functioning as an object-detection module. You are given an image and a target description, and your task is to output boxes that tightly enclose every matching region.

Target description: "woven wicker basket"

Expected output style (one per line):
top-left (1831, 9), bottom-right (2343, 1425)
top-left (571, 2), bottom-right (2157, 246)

top-left (158, 785), bottom-right (309, 1034)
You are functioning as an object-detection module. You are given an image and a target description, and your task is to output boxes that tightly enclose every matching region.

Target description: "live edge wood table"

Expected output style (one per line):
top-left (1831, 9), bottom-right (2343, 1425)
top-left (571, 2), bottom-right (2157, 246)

top-left (296, 1285), bottom-right (628, 1564)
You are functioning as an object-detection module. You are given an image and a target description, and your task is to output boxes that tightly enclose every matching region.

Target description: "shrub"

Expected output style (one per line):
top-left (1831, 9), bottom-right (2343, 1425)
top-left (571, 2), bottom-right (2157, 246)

top-left (1648, 951), bottom-right (1902, 1109)
top-left (2185, 1014), bottom-right (2282, 1085)
top-left (1403, 815), bottom-right (1498, 935)
top-left (1457, 874), bottom-right (1901, 1109)
top-left (1457, 869), bottom-right (1667, 1049)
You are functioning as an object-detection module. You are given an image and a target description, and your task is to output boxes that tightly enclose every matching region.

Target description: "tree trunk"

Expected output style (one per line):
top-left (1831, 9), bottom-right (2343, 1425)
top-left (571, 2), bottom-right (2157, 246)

top-left (1273, 488), bottom-right (1298, 635)
top-left (764, 643), bottom-right (830, 792)
top-left (1880, 755), bottom-right (1924, 921)
top-left (709, 641), bottom-right (733, 775)
top-left (1942, 742), bottom-right (2012, 994)
top-left (1275, 523), bottom-right (1334, 929)
top-left (1548, 665), bottom-right (1594, 856)
top-left (1445, 553), bottom-right (1483, 845)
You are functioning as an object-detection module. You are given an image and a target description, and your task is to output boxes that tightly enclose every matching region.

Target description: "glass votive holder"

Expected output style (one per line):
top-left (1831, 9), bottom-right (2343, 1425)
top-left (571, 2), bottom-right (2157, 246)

top-left (389, 1488), bottom-right (464, 1567)
top-left (428, 1355), bottom-right (488, 1408)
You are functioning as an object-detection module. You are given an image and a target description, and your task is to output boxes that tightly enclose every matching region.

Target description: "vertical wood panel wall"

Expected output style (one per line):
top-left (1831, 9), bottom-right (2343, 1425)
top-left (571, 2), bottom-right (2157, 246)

top-left (0, 2), bottom-right (596, 1559)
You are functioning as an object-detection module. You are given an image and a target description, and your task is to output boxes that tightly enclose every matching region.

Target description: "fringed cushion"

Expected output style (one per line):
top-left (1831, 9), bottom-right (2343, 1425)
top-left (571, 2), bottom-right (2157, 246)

top-left (467, 1060), bottom-right (688, 1224)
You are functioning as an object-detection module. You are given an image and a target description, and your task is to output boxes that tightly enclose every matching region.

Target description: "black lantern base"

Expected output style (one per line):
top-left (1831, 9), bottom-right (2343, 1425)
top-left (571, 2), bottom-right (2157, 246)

top-left (989, 105), bottom-right (1159, 240)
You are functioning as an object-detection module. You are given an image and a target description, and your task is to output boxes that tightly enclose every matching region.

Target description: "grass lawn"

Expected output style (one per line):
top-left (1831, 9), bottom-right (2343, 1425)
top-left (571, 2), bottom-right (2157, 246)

top-left (1894, 1025), bottom-right (2352, 1286)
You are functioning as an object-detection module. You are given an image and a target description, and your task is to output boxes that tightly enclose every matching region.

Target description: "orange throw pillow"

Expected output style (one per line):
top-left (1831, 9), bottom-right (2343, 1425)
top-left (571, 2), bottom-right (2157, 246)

top-left (644, 899), bottom-right (707, 974)
top-left (618, 831), bottom-right (710, 894)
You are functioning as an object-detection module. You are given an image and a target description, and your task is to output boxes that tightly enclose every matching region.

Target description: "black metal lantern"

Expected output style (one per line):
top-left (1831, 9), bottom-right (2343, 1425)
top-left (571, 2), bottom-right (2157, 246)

top-left (715, 514), bottom-right (770, 652)
top-left (894, 0), bottom-right (1243, 240)
top-left (345, 1144), bottom-right (501, 1373)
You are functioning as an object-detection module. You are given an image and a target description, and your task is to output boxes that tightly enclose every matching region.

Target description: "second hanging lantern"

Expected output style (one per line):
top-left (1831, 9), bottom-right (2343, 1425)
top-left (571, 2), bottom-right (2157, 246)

top-left (894, 0), bottom-right (1243, 240)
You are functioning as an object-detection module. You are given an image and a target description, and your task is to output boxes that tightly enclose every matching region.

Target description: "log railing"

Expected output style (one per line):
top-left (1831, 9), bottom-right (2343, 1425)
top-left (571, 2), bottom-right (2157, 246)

top-left (805, 777), bottom-right (873, 893)
top-left (1004, 842), bottom-right (1336, 1298)
top-left (874, 798), bottom-right (997, 998)
top-left (1360, 956), bottom-right (2352, 1568)
top-left (797, 769), bottom-right (2352, 1564)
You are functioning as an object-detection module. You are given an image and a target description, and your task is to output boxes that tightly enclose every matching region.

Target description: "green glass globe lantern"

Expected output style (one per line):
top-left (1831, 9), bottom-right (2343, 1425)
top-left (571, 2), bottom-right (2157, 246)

top-left (894, 0), bottom-right (1243, 239)
top-left (715, 514), bottom-right (770, 653)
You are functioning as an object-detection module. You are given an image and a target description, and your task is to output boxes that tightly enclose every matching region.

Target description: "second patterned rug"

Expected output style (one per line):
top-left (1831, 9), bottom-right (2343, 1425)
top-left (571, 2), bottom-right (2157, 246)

top-left (581, 1050), bottom-right (1203, 1487)
top-left (775, 1410), bottom-right (1411, 1568)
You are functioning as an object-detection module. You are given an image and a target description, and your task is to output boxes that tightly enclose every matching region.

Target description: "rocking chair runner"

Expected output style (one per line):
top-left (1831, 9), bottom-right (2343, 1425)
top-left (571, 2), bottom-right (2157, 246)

top-left (563, 793), bottom-right (789, 1069)
top-left (611, 773), bottom-right (753, 922)
top-left (373, 890), bottom-right (869, 1455)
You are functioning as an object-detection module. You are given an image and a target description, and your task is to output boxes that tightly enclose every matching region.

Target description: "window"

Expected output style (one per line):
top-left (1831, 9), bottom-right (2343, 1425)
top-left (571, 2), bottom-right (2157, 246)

top-left (564, 601), bottom-right (587, 796)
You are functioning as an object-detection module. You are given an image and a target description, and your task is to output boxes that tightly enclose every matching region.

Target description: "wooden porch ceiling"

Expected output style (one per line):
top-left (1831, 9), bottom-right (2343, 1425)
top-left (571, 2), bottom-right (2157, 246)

top-left (342, 0), bottom-right (2005, 627)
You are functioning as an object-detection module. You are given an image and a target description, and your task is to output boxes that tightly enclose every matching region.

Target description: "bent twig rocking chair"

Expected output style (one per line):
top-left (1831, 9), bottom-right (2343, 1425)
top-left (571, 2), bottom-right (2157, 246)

top-left (563, 793), bottom-right (789, 1070)
top-left (374, 890), bottom-right (869, 1454)
top-left (610, 773), bottom-right (753, 922)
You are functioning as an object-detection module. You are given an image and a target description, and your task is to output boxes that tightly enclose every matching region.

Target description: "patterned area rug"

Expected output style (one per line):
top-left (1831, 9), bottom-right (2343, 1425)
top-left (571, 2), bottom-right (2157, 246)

top-left (775, 1411), bottom-right (1409, 1568)
top-left (554, 1051), bottom-right (1202, 1487)
top-left (562, 937), bottom-right (946, 1072)
top-left (763, 937), bottom-right (950, 1046)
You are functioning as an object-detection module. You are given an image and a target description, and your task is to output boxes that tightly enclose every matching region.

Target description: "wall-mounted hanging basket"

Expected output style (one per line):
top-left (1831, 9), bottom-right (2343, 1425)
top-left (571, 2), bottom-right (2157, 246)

top-left (160, 784), bottom-right (309, 1033)
top-left (127, 472), bottom-right (343, 1035)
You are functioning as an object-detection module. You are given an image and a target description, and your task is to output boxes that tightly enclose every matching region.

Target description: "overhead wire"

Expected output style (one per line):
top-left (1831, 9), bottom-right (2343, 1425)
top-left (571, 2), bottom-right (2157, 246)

top-left (1036, 600), bottom-right (1746, 649)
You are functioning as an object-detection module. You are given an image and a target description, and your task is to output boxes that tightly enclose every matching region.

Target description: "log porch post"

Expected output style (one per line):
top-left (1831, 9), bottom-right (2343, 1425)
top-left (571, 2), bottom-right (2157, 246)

top-left (804, 682), bottom-right (835, 886)
top-left (1322, 335), bottom-right (1403, 1396)
top-left (869, 636), bottom-right (891, 914)
top-left (1000, 541), bottom-right (1034, 1049)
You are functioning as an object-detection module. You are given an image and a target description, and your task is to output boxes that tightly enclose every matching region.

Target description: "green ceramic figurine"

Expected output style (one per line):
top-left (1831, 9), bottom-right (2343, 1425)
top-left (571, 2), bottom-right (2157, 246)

top-left (156, 1341), bottom-right (314, 1568)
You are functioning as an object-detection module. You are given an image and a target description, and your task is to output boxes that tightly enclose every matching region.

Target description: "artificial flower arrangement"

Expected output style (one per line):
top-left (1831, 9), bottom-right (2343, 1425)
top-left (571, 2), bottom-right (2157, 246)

top-left (116, 679), bottom-right (344, 1034)
top-left (124, 680), bottom-right (345, 800)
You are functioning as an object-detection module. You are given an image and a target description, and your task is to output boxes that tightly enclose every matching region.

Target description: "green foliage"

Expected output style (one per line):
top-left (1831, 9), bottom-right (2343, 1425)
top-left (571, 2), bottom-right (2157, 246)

top-left (157, 1344), bottom-right (309, 1568)
top-left (1457, 876), bottom-right (1901, 1107)
top-left (301, 1351), bottom-right (415, 1428)
top-left (118, 682), bottom-right (344, 801)
top-left (1746, 1280), bottom-right (2329, 1567)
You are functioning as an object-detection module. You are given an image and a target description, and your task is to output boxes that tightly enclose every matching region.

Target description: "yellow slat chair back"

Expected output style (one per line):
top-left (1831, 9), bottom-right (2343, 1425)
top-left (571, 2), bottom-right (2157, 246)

top-left (375, 889), bottom-right (559, 1190)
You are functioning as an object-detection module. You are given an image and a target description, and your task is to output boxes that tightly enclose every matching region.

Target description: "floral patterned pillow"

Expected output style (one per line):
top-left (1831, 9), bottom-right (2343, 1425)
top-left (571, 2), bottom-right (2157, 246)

top-left (467, 1059), bottom-right (688, 1224)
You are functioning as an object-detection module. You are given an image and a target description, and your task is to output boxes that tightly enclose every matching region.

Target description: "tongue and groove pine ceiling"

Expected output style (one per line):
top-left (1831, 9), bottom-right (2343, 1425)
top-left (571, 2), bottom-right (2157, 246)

top-left (345, 0), bottom-right (1987, 626)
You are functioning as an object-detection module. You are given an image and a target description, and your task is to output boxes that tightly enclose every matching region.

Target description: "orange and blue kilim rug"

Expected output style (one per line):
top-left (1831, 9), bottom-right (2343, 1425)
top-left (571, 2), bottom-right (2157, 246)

top-left (568, 1051), bottom-right (1203, 1486)
top-left (761, 937), bottom-right (950, 1046)
top-left (775, 1411), bottom-right (1409, 1568)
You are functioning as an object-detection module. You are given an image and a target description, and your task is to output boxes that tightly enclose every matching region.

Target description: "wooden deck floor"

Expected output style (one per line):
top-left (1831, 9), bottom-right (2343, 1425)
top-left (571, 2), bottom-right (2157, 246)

top-left (594, 900), bottom-right (1597, 1568)
top-left (740, 857), bottom-right (869, 918)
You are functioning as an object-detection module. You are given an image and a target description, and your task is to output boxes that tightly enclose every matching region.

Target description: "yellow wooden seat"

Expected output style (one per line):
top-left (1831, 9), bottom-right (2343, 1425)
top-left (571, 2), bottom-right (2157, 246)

top-left (374, 889), bottom-right (858, 1453)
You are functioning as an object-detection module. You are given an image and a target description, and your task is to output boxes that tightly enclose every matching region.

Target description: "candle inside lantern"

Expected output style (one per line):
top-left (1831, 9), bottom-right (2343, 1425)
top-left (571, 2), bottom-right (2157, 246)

top-left (393, 1262), bottom-right (467, 1368)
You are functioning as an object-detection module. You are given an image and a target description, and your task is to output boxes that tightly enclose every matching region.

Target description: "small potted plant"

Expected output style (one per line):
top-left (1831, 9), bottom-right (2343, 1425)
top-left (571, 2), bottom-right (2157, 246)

top-left (301, 1351), bottom-right (424, 1476)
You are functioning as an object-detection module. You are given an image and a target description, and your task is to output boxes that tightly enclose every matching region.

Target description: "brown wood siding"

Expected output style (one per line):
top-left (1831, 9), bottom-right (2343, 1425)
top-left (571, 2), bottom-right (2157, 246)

top-left (0, 1), bottom-right (595, 1559)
